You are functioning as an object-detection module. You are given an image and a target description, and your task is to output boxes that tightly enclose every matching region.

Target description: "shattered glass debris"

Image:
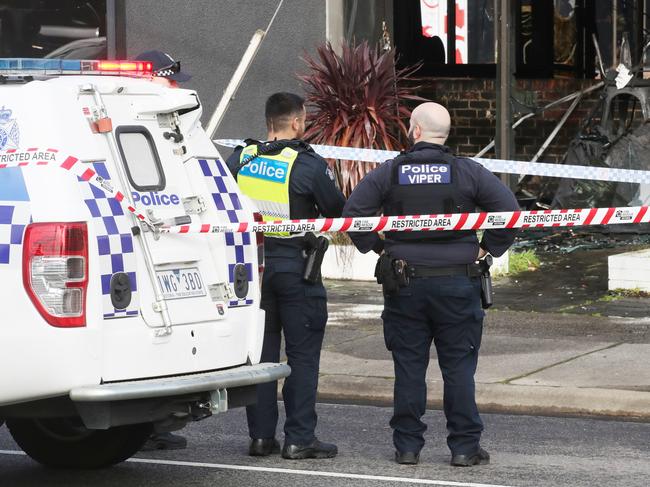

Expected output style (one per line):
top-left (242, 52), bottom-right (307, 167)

top-left (517, 38), bottom-right (650, 215)
top-left (513, 227), bottom-right (650, 253)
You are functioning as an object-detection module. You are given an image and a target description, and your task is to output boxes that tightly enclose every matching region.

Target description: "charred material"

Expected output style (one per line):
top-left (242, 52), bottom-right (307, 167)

top-left (518, 41), bottom-right (650, 232)
top-left (534, 80), bottom-right (650, 212)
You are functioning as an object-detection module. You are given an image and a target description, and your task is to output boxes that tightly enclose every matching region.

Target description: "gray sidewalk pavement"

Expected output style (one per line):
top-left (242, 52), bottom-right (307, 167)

top-left (317, 249), bottom-right (650, 419)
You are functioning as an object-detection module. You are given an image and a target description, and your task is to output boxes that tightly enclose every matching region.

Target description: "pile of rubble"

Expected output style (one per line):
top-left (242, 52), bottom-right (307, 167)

top-left (512, 226), bottom-right (650, 253)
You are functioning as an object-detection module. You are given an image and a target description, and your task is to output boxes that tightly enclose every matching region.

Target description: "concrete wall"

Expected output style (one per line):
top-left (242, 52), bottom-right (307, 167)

top-left (124, 0), bottom-right (326, 145)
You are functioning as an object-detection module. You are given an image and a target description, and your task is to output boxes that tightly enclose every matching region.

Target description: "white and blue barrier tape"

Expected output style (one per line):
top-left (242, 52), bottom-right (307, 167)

top-left (214, 139), bottom-right (650, 185)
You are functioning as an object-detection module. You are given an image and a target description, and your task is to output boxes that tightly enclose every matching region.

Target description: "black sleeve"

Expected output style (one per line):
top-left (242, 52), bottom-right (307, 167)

top-left (342, 163), bottom-right (392, 254)
top-left (471, 163), bottom-right (520, 257)
top-left (225, 147), bottom-right (244, 178)
top-left (306, 154), bottom-right (346, 218)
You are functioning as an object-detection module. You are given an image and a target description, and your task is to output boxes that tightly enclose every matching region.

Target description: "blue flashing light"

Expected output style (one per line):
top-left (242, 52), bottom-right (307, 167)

top-left (0, 58), bottom-right (152, 77)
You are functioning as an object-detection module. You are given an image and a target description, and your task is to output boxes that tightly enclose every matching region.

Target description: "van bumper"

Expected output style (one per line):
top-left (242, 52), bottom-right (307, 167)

top-left (70, 362), bottom-right (290, 402)
top-left (69, 363), bottom-right (290, 429)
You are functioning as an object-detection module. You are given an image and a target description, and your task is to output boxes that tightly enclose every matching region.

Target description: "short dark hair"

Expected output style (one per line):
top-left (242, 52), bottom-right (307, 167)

top-left (265, 92), bottom-right (305, 132)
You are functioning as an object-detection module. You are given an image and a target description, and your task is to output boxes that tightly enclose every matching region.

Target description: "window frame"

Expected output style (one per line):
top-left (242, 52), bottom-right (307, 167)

top-left (115, 125), bottom-right (166, 192)
top-left (393, 0), bottom-right (604, 79)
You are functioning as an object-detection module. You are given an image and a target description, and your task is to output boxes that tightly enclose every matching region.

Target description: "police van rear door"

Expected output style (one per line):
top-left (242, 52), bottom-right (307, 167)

top-left (116, 124), bottom-right (220, 327)
top-left (87, 81), bottom-right (257, 334)
top-left (109, 120), bottom-right (239, 329)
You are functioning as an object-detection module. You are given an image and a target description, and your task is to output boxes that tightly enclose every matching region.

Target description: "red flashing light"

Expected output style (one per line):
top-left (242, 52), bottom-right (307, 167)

top-left (98, 60), bottom-right (152, 73)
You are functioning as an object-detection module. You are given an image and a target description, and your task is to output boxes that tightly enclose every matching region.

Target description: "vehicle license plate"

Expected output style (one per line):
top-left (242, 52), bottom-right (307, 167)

top-left (156, 267), bottom-right (206, 300)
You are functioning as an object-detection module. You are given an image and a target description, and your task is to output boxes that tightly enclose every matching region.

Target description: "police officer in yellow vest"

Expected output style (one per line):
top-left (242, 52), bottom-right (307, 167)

top-left (226, 93), bottom-right (345, 460)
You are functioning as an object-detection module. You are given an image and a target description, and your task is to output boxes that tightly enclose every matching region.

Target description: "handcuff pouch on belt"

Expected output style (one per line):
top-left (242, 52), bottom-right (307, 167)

top-left (302, 233), bottom-right (329, 284)
top-left (374, 253), bottom-right (409, 296)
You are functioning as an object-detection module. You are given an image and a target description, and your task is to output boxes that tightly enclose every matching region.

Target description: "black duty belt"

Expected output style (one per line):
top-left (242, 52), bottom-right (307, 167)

top-left (407, 263), bottom-right (481, 279)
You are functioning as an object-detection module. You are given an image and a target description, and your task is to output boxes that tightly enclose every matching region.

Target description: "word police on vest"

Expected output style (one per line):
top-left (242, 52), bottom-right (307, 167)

top-left (399, 163), bottom-right (451, 185)
top-left (239, 157), bottom-right (289, 183)
top-left (132, 191), bottom-right (180, 206)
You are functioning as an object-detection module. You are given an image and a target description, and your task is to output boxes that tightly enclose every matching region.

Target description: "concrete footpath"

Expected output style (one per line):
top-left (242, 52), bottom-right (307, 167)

top-left (316, 249), bottom-right (650, 420)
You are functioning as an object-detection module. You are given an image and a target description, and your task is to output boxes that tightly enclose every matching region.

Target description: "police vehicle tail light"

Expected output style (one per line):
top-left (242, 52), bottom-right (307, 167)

top-left (22, 222), bottom-right (89, 328)
top-left (0, 58), bottom-right (153, 77)
top-left (254, 212), bottom-right (264, 281)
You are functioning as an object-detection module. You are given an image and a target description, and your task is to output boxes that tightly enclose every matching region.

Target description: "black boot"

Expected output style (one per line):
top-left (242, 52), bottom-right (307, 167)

top-left (450, 447), bottom-right (490, 466)
top-left (395, 451), bottom-right (420, 465)
top-left (249, 438), bottom-right (281, 456)
top-left (282, 438), bottom-right (338, 459)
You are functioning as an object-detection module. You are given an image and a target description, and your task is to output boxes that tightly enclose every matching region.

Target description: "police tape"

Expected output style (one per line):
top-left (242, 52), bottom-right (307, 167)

top-left (3, 148), bottom-right (648, 237)
top-left (214, 139), bottom-right (650, 185)
top-left (160, 206), bottom-right (650, 235)
top-left (0, 148), bottom-right (150, 224)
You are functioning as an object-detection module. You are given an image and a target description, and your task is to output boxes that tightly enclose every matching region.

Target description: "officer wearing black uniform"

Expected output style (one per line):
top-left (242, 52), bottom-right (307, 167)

top-left (226, 93), bottom-right (345, 460)
top-left (343, 102), bottom-right (518, 466)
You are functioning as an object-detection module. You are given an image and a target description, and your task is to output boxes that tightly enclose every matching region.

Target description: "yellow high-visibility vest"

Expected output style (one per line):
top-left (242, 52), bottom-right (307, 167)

top-left (238, 144), bottom-right (300, 238)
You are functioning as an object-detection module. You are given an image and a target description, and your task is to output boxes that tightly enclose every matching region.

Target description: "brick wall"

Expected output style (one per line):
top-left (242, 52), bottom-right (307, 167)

top-left (417, 78), bottom-right (602, 163)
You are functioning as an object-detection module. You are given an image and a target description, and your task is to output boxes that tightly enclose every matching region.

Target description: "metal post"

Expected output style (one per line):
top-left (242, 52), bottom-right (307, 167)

top-left (447, 0), bottom-right (456, 64)
top-left (106, 0), bottom-right (126, 60)
top-left (612, 0), bottom-right (618, 66)
top-left (495, 0), bottom-right (514, 187)
top-left (106, 0), bottom-right (116, 59)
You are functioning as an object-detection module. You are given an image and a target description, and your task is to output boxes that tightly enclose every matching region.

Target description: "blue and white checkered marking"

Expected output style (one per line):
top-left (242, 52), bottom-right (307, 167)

top-left (0, 203), bottom-right (29, 265)
top-left (77, 162), bottom-right (139, 319)
top-left (198, 158), bottom-right (255, 308)
top-left (0, 166), bottom-right (30, 265)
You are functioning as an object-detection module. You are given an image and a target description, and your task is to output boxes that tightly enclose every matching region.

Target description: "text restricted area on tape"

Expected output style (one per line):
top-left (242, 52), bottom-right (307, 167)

top-left (214, 139), bottom-right (650, 185)
top-left (0, 148), bottom-right (150, 224)
top-left (161, 206), bottom-right (650, 235)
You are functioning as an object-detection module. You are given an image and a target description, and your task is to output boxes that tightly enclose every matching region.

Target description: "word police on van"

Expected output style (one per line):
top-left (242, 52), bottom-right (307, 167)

top-left (132, 191), bottom-right (181, 206)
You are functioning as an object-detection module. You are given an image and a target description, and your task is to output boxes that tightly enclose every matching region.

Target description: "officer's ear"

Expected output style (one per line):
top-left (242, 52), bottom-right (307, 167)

top-left (292, 110), bottom-right (306, 136)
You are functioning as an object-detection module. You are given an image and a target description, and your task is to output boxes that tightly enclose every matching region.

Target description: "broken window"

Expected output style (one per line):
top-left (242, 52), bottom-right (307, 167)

top-left (392, 0), bottom-right (648, 79)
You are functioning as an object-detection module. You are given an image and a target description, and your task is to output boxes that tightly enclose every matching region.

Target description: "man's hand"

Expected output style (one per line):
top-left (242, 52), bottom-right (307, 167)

top-left (477, 247), bottom-right (488, 260)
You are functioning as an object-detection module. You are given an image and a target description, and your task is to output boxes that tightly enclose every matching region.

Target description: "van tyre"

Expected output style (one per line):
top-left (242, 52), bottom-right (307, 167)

top-left (6, 418), bottom-right (153, 469)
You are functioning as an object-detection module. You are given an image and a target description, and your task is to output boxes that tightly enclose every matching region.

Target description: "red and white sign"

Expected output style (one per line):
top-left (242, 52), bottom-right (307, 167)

top-left (420, 0), bottom-right (468, 64)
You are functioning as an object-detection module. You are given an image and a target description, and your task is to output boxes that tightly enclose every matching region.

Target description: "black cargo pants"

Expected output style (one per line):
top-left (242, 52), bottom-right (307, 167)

top-left (246, 261), bottom-right (328, 445)
top-left (382, 275), bottom-right (485, 456)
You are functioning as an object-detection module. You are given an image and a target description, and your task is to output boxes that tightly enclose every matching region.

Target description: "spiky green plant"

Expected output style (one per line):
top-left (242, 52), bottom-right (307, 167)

top-left (298, 41), bottom-right (426, 196)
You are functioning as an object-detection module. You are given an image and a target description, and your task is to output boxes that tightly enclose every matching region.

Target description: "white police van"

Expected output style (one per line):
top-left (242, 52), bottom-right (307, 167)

top-left (0, 59), bottom-right (289, 468)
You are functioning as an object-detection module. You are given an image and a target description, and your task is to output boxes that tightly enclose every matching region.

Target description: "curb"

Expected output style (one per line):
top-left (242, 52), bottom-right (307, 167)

top-left (316, 375), bottom-right (650, 420)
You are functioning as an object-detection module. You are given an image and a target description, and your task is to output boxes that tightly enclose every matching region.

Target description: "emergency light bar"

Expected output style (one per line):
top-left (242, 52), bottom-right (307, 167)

top-left (0, 58), bottom-right (153, 77)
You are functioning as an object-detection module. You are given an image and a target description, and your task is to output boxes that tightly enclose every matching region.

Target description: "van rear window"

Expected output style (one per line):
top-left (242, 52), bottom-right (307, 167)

top-left (116, 127), bottom-right (165, 191)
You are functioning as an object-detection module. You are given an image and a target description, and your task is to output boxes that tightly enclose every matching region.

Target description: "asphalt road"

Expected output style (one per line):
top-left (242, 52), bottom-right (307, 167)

top-left (1, 403), bottom-right (648, 487)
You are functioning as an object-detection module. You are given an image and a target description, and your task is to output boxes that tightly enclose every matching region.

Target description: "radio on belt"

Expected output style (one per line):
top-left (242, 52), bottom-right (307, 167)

top-left (0, 58), bottom-right (289, 469)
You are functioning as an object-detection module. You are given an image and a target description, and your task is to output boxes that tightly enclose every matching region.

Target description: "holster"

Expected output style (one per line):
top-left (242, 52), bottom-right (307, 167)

top-left (375, 253), bottom-right (409, 296)
top-left (478, 255), bottom-right (494, 309)
top-left (302, 233), bottom-right (329, 284)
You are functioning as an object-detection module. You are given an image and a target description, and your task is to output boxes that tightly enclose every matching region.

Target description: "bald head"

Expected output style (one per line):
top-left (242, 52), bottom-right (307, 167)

top-left (408, 102), bottom-right (451, 145)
